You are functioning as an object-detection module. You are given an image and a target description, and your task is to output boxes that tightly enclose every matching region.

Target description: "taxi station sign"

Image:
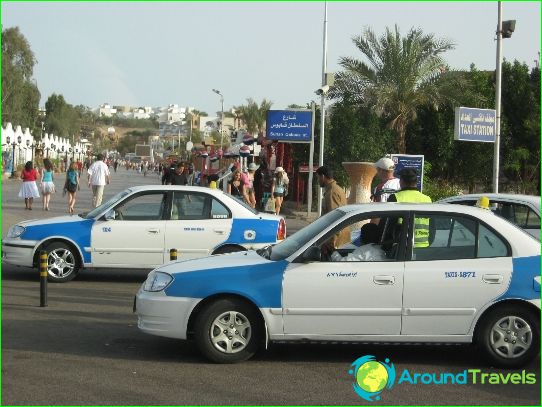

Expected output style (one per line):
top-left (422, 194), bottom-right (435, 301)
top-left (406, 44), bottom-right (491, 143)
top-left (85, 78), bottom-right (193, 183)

top-left (454, 107), bottom-right (496, 142)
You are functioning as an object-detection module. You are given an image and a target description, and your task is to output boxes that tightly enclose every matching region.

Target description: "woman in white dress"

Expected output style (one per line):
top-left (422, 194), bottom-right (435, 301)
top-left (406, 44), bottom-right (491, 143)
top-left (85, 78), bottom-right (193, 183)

top-left (18, 161), bottom-right (40, 210)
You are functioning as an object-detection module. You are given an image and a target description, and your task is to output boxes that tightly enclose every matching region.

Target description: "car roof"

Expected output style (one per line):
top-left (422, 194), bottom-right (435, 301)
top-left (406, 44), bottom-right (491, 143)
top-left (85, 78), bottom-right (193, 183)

top-left (438, 193), bottom-right (541, 206)
top-left (340, 202), bottom-right (504, 219)
top-left (127, 185), bottom-right (226, 196)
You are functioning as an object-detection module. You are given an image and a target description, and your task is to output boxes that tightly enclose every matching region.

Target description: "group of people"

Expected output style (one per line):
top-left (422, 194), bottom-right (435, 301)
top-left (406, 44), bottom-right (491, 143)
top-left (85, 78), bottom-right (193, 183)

top-left (18, 153), bottom-right (111, 213)
top-left (316, 156), bottom-right (432, 262)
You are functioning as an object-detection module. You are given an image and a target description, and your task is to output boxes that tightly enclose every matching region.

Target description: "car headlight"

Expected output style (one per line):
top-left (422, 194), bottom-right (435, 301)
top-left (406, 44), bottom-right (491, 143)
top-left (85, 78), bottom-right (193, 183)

top-left (7, 225), bottom-right (25, 238)
top-left (143, 271), bottom-right (173, 292)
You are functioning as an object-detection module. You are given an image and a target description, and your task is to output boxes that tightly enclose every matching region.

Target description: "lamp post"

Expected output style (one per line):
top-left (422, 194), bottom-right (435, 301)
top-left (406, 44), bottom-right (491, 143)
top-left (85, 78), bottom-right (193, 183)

top-left (26, 139), bottom-right (36, 162)
top-left (493, 1), bottom-right (516, 193)
top-left (11, 136), bottom-right (21, 178)
top-left (212, 89), bottom-right (225, 150)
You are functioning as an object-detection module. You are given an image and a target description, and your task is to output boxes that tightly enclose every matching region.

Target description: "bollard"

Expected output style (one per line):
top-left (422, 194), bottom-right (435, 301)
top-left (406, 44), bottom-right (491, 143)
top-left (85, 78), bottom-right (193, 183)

top-left (169, 248), bottom-right (177, 261)
top-left (39, 250), bottom-right (48, 307)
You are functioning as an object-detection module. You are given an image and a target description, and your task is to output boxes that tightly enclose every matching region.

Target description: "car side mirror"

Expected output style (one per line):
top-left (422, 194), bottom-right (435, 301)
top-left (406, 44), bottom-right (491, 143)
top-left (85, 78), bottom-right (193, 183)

top-left (302, 246), bottom-right (322, 262)
top-left (104, 209), bottom-right (115, 220)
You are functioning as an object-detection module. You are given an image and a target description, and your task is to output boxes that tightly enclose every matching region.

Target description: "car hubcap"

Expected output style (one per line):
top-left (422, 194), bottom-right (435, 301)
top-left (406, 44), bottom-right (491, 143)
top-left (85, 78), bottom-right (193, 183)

top-left (48, 248), bottom-right (75, 278)
top-left (490, 315), bottom-right (532, 359)
top-left (210, 311), bottom-right (251, 354)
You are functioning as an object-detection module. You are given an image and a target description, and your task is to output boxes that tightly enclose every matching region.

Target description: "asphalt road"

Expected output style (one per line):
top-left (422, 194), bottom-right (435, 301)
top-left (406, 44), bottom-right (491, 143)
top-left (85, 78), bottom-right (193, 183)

top-left (1, 168), bottom-right (540, 405)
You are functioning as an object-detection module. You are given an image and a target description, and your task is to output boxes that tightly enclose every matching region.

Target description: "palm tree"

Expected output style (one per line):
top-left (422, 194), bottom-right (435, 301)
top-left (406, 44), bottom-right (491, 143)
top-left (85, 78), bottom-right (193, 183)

top-left (235, 98), bottom-right (273, 135)
top-left (331, 25), bottom-right (464, 153)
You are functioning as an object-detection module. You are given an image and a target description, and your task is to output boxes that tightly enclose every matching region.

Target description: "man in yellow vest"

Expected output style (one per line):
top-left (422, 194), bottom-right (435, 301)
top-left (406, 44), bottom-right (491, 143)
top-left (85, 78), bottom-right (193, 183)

top-left (388, 168), bottom-right (432, 247)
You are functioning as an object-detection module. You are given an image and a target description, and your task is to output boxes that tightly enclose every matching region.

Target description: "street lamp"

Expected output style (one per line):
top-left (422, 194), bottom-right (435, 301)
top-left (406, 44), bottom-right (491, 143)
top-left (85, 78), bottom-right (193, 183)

top-left (493, 1), bottom-right (516, 193)
top-left (212, 89), bottom-right (225, 150)
top-left (26, 139), bottom-right (36, 162)
top-left (10, 136), bottom-right (21, 178)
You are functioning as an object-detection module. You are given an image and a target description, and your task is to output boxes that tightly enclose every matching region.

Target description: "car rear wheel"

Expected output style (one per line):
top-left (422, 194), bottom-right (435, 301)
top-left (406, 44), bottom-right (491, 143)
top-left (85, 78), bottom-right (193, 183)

top-left (477, 305), bottom-right (540, 368)
top-left (194, 299), bottom-right (262, 363)
top-left (45, 242), bottom-right (80, 283)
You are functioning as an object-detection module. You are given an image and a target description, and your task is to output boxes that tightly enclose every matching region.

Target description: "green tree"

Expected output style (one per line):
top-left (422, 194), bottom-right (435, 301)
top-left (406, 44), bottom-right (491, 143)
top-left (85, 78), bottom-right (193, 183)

top-left (2, 27), bottom-right (41, 131)
top-left (332, 25), bottom-right (467, 153)
top-left (235, 98), bottom-right (273, 134)
top-left (44, 93), bottom-right (80, 137)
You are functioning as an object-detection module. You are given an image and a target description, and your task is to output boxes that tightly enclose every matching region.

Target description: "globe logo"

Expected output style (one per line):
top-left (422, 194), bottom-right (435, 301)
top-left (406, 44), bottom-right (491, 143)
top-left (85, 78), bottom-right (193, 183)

top-left (348, 355), bottom-right (396, 401)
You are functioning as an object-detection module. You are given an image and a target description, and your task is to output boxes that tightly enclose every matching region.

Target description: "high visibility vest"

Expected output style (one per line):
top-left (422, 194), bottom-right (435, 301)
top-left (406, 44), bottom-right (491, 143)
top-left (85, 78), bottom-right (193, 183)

top-left (395, 189), bottom-right (432, 247)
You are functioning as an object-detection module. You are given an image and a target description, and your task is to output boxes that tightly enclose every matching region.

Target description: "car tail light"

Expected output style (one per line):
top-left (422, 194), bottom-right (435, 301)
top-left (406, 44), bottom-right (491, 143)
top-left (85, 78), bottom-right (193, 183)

top-left (277, 218), bottom-right (286, 240)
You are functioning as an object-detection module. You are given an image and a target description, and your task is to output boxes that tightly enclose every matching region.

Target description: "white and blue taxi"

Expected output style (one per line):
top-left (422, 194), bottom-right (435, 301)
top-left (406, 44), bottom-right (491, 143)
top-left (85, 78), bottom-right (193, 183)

top-left (135, 203), bottom-right (540, 366)
top-left (2, 186), bottom-right (286, 282)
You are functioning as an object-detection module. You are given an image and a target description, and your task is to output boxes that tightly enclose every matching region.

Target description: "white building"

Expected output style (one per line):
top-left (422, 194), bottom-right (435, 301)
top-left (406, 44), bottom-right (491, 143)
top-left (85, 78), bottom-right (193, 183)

top-left (98, 103), bottom-right (117, 117)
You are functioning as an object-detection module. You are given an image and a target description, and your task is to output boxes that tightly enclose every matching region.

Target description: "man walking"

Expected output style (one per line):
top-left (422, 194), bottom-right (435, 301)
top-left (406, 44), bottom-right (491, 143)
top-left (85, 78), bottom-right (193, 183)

top-left (169, 162), bottom-right (188, 185)
top-left (316, 165), bottom-right (350, 251)
top-left (87, 154), bottom-right (111, 208)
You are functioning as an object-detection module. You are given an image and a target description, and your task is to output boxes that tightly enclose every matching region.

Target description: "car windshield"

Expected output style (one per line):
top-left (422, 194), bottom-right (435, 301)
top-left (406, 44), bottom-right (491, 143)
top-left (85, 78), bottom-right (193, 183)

top-left (262, 209), bottom-right (345, 261)
top-left (83, 189), bottom-right (132, 219)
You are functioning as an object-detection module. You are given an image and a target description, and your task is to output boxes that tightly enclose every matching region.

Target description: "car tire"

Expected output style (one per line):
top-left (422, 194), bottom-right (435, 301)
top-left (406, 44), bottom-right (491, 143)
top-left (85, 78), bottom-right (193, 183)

top-left (213, 245), bottom-right (246, 255)
top-left (194, 298), bottom-right (262, 363)
top-left (477, 305), bottom-right (540, 368)
top-left (44, 241), bottom-right (80, 283)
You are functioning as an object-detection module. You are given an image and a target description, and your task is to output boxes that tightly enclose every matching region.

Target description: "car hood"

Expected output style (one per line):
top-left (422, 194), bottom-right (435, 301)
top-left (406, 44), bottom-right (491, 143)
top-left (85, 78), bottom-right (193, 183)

top-left (17, 215), bottom-right (88, 228)
top-left (156, 250), bottom-right (270, 275)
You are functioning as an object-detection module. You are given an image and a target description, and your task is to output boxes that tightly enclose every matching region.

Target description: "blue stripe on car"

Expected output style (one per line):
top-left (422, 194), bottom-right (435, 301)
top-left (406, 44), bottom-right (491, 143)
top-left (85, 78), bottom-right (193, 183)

top-left (498, 256), bottom-right (540, 301)
top-left (221, 218), bottom-right (278, 245)
top-left (21, 219), bottom-right (95, 263)
top-left (164, 260), bottom-right (289, 308)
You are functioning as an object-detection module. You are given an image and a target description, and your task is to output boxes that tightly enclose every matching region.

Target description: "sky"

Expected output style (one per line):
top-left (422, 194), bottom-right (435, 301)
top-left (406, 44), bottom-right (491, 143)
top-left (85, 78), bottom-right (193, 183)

top-left (2, 1), bottom-right (540, 116)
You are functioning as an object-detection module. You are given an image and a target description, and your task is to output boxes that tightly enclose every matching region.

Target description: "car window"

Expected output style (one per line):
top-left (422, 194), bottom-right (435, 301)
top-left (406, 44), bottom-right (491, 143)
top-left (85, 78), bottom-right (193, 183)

top-left (211, 199), bottom-right (231, 219)
top-left (171, 191), bottom-right (211, 220)
top-left (478, 224), bottom-right (508, 257)
top-left (315, 214), bottom-right (406, 262)
top-left (413, 214), bottom-right (476, 260)
top-left (115, 192), bottom-right (166, 221)
top-left (85, 189), bottom-right (131, 219)
top-left (412, 213), bottom-right (510, 261)
top-left (512, 204), bottom-right (540, 229)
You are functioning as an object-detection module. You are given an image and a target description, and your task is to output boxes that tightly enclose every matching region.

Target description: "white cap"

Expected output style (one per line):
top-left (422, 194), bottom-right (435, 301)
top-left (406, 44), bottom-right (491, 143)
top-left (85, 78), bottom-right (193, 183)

top-left (374, 157), bottom-right (395, 171)
top-left (248, 163), bottom-right (258, 171)
top-left (275, 166), bottom-right (284, 173)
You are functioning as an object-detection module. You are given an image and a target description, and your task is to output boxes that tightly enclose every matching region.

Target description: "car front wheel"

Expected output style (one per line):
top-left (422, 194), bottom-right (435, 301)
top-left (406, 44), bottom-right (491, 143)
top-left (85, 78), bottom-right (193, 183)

top-left (45, 242), bottom-right (80, 283)
top-left (194, 299), bottom-right (262, 363)
top-left (477, 305), bottom-right (540, 368)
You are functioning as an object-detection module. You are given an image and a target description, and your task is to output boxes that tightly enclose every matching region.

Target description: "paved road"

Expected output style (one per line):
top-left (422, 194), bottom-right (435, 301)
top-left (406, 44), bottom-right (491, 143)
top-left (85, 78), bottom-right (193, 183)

top-left (1, 168), bottom-right (540, 405)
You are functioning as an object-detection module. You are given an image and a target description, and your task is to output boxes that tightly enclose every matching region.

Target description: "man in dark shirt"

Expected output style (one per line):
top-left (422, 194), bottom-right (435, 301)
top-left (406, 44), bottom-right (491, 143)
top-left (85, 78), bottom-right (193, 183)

top-left (169, 162), bottom-right (188, 185)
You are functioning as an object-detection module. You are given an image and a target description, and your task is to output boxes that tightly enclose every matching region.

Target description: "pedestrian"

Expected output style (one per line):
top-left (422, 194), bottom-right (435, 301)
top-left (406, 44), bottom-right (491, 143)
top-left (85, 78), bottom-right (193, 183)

top-left (113, 160), bottom-right (118, 173)
top-left (270, 166), bottom-right (289, 215)
top-left (254, 160), bottom-right (273, 210)
top-left (371, 157), bottom-right (401, 202)
top-left (40, 158), bottom-right (56, 211)
top-left (18, 161), bottom-right (40, 210)
top-left (186, 164), bottom-right (195, 186)
top-left (76, 159), bottom-right (83, 177)
top-left (388, 168), bottom-right (432, 248)
top-left (168, 162), bottom-right (188, 185)
top-left (227, 170), bottom-right (245, 201)
top-left (87, 153), bottom-right (111, 208)
top-left (316, 165), bottom-right (350, 252)
top-left (65, 161), bottom-right (80, 214)
top-left (241, 163), bottom-right (257, 208)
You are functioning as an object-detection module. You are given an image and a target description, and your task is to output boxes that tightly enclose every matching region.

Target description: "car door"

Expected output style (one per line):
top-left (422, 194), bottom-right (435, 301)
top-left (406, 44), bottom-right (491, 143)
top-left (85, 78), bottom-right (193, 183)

top-left (282, 212), bottom-right (407, 336)
top-left (402, 212), bottom-right (512, 335)
top-left (164, 191), bottom-right (233, 260)
top-left (91, 191), bottom-right (168, 267)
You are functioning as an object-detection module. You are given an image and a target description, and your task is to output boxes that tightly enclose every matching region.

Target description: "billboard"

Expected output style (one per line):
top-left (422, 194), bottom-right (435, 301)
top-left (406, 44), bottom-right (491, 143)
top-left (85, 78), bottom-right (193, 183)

top-left (266, 110), bottom-right (312, 142)
top-left (135, 144), bottom-right (152, 157)
top-left (391, 154), bottom-right (425, 191)
top-left (454, 107), bottom-right (496, 142)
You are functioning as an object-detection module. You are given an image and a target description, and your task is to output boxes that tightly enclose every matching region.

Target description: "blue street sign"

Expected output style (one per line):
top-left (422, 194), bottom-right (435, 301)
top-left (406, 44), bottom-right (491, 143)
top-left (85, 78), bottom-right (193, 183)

top-left (266, 110), bottom-right (312, 142)
top-left (454, 107), bottom-right (496, 142)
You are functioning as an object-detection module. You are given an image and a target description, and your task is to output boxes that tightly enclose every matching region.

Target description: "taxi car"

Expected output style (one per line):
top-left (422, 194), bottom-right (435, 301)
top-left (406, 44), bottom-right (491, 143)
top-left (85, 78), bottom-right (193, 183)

top-left (135, 203), bottom-right (540, 367)
top-left (438, 193), bottom-right (540, 239)
top-left (2, 185), bottom-right (286, 282)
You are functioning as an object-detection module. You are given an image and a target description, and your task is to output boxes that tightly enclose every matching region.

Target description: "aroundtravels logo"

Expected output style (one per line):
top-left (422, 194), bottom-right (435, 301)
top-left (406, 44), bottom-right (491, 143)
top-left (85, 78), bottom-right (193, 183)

top-left (348, 355), bottom-right (396, 401)
top-left (349, 355), bottom-right (537, 402)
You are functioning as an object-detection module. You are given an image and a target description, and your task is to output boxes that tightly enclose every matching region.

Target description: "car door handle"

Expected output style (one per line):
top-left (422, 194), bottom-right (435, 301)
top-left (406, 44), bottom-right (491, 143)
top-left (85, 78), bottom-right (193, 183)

top-left (147, 228), bottom-right (160, 234)
top-left (213, 228), bottom-right (226, 235)
top-left (483, 274), bottom-right (503, 284)
top-left (373, 275), bottom-right (395, 285)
